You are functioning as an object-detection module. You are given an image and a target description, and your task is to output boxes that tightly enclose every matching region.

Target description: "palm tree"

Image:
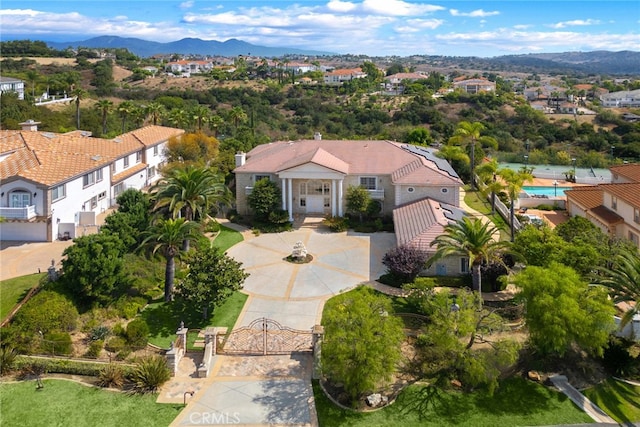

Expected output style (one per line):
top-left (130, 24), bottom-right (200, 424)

top-left (140, 218), bottom-right (201, 302)
top-left (498, 167), bottom-right (533, 242)
top-left (428, 217), bottom-right (510, 297)
top-left (593, 247), bottom-right (640, 332)
top-left (476, 159), bottom-right (503, 215)
top-left (192, 105), bottom-right (211, 131)
top-left (228, 106), bottom-right (248, 129)
top-left (209, 115), bottom-right (224, 138)
top-left (167, 108), bottom-right (190, 130)
top-left (152, 165), bottom-right (232, 251)
top-left (70, 88), bottom-right (88, 129)
top-left (145, 102), bottom-right (166, 126)
top-left (95, 99), bottom-right (113, 135)
top-left (117, 100), bottom-right (136, 134)
top-left (25, 70), bottom-right (39, 98)
top-left (448, 121), bottom-right (498, 191)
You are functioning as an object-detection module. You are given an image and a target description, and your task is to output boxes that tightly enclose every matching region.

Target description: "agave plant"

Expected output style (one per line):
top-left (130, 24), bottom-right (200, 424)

top-left (97, 363), bottom-right (125, 388)
top-left (130, 355), bottom-right (171, 393)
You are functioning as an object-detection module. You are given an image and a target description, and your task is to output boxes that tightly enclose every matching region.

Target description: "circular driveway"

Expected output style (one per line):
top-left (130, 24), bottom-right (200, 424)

top-left (226, 227), bottom-right (397, 330)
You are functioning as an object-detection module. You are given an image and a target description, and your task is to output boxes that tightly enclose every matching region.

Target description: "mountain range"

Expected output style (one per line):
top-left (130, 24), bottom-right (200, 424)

top-left (45, 36), bottom-right (335, 58)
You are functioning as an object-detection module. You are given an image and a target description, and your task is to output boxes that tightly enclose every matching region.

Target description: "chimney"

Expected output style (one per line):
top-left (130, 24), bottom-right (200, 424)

top-left (235, 151), bottom-right (246, 167)
top-left (19, 119), bottom-right (41, 132)
top-left (313, 132), bottom-right (322, 140)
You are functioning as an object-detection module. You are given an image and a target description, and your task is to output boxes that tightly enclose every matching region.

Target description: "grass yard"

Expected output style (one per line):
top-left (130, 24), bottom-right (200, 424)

top-left (0, 273), bottom-right (45, 321)
top-left (211, 225), bottom-right (244, 252)
top-left (583, 378), bottom-right (640, 424)
top-left (141, 291), bottom-right (248, 349)
top-left (463, 190), bottom-right (511, 241)
top-left (0, 379), bottom-right (183, 427)
top-left (314, 377), bottom-right (593, 427)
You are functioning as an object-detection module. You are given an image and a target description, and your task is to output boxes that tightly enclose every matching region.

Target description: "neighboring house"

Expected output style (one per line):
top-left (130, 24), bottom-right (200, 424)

top-left (384, 72), bottom-right (428, 93)
top-left (600, 89), bottom-right (640, 108)
top-left (565, 166), bottom-right (640, 249)
top-left (0, 76), bottom-right (25, 100)
top-left (233, 135), bottom-right (469, 275)
top-left (0, 120), bottom-right (184, 242)
top-left (453, 78), bottom-right (496, 94)
top-left (323, 68), bottom-right (366, 85)
top-left (165, 60), bottom-right (214, 75)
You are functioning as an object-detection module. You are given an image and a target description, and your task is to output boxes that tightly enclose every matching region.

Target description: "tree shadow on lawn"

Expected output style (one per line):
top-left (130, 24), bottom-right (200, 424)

top-left (587, 379), bottom-right (640, 425)
top-left (396, 378), bottom-right (564, 423)
top-left (140, 301), bottom-right (211, 348)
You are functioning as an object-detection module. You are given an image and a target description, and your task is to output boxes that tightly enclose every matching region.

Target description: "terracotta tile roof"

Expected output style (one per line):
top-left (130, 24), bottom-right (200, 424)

top-left (599, 182), bottom-right (640, 208)
top-left (0, 125), bottom-right (182, 186)
top-left (589, 205), bottom-right (624, 225)
top-left (610, 163), bottom-right (640, 183)
top-left (235, 140), bottom-right (461, 185)
top-left (112, 162), bottom-right (147, 184)
top-left (393, 198), bottom-right (466, 252)
top-left (385, 72), bottom-right (427, 81)
top-left (565, 186), bottom-right (603, 209)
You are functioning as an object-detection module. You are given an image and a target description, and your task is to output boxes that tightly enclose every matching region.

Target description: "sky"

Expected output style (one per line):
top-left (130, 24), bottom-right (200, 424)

top-left (1, 1), bottom-right (639, 57)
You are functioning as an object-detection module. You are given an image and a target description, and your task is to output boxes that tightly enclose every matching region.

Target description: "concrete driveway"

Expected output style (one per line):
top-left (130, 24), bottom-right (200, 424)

top-left (0, 240), bottom-right (74, 281)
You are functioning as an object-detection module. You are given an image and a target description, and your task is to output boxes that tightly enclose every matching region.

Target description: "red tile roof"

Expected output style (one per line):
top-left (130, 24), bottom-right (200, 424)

top-left (610, 163), bottom-right (640, 183)
top-left (393, 198), bottom-right (450, 252)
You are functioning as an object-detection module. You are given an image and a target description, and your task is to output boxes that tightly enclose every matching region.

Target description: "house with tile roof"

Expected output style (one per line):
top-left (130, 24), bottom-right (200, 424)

top-left (323, 68), bottom-right (366, 85)
top-left (233, 134), bottom-right (471, 276)
top-left (565, 164), bottom-right (640, 248)
top-left (452, 78), bottom-right (496, 94)
top-left (0, 76), bottom-right (25, 100)
top-left (0, 120), bottom-right (184, 242)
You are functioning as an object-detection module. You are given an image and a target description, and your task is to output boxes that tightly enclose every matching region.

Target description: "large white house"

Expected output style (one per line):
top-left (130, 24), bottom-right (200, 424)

top-left (233, 134), bottom-right (470, 276)
top-left (0, 76), bottom-right (25, 100)
top-left (0, 121), bottom-right (184, 242)
top-left (600, 89), bottom-right (640, 108)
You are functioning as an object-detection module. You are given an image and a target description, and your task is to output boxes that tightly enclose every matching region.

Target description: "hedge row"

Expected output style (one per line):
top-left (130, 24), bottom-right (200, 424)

top-left (14, 355), bottom-right (135, 377)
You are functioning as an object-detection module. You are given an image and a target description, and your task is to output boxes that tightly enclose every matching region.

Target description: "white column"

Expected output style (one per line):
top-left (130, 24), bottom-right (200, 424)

top-left (331, 179), bottom-right (337, 217)
top-left (281, 178), bottom-right (287, 211)
top-left (338, 179), bottom-right (344, 217)
top-left (287, 178), bottom-right (294, 221)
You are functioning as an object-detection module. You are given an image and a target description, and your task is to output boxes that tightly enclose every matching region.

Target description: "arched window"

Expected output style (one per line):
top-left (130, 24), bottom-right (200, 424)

top-left (10, 190), bottom-right (31, 208)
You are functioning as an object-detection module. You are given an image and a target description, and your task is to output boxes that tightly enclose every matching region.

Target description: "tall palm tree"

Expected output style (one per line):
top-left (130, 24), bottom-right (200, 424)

top-left (448, 121), bottom-right (498, 191)
top-left (476, 159), bottom-right (504, 215)
top-left (593, 247), bottom-right (640, 331)
top-left (209, 115), bottom-right (224, 138)
top-left (428, 217), bottom-right (510, 297)
top-left (95, 99), bottom-right (113, 135)
top-left (498, 167), bottom-right (533, 242)
top-left (140, 218), bottom-right (201, 302)
top-left (145, 102), bottom-right (166, 126)
top-left (228, 106), bottom-right (248, 129)
top-left (192, 105), bottom-right (211, 131)
top-left (25, 70), bottom-right (39, 98)
top-left (152, 165), bottom-right (232, 251)
top-left (167, 108), bottom-right (190, 130)
top-left (70, 88), bottom-right (88, 129)
top-left (117, 100), bottom-right (136, 134)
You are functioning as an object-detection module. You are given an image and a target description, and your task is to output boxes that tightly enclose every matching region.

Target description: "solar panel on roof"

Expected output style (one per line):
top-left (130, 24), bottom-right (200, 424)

top-left (401, 144), bottom-right (459, 179)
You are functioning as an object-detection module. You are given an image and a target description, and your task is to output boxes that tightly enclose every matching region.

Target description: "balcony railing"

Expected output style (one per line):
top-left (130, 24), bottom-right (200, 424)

top-left (368, 189), bottom-right (384, 199)
top-left (0, 205), bottom-right (37, 220)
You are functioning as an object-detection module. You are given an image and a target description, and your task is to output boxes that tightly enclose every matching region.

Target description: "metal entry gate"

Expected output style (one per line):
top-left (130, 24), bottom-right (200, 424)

top-left (216, 318), bottom-right (313, 355)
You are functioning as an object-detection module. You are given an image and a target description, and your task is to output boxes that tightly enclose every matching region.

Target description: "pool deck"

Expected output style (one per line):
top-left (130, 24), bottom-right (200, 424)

top-left (522, 178), bottom-right (589, 229)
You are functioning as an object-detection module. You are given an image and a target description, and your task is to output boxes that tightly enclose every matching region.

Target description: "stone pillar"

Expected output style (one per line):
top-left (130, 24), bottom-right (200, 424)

top-left (287, 178), bottom-right (294, 222)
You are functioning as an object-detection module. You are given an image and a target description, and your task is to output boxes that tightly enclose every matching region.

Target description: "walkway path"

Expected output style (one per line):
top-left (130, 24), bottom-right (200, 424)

top-left (549, 375), bottom-right (618, 425)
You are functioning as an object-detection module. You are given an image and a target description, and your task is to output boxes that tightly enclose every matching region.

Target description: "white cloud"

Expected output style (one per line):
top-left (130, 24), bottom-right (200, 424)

top-left (179, 1), bottom-right (194, 10)
top-left (326, 0), bottom-right (357, 13)
top-left (361, 0), bottom-right (444, 16)
top-left (548, 19), bottom-right (601, 29)
top-left (450, 9), bottom-right (500, 18)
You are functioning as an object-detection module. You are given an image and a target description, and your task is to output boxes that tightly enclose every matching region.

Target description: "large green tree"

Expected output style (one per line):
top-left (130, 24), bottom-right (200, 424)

top-left (175, 246), bottom-right (248, 319)
top-left (101, 189), bottom-right (152, 250)
top-left (140, 218), bottom-right (201, 302)
top-left (515, 262), bottom-right (615, 357)
top-left (498, 167), bottom-right (533, 241)
top-left (61, 233), bottom-right (128, 305)
top-left (321, 287), bottom-right (404, 405)
top-left (428, 217), bottom-right (510, 295)
top-left (448, 121), bottom-right (498, 190)
top-left (247, 178), bottom-right (282, 221)
top-left (345, 185), bottom-right (371, 223)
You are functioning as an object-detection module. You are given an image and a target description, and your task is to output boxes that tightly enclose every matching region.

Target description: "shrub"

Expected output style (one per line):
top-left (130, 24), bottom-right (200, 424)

top-left (130, 355), bottom-right (171, 393)
top-left (0, 347), bottom-right (18, 375)
top-left (42, 332), bottom-right (73, 356)
top-left (97, 363), bottom-right (126, 388)
top-left (116, 349), bottom-right (131, 361)
top-left (112, 323), bottom-right (125, 337)
top-left (323, 215), bottom-right (349, 232)
top-left (115, 296), bottom-right (147, 319)
top-left (600, 337), bottom-right (638, 377)
top-left (125, 319), bottom-right (149, 348)
top-left (13, 356), bottom-right (134, 377)
top-left (105, 336), bottom-right (127, 353)
top-left (86, 340), bottom-right (104, 358)
top-left (89, 325), bottom-right (111, 341)
top-left (12, 290), bottom-right (78, 335)
top-left (382, 245), bottom-right (429, 285)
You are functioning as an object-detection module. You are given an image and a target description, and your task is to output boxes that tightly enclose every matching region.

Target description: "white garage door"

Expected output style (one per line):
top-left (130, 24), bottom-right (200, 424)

top-left (0, 222), bottom-right (48, 242)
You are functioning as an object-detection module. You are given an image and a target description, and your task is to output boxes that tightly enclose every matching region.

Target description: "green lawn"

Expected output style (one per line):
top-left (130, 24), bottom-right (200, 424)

top-left (141, 291), bottom-right (248, 349)
top-left (583, 378), bottom-right (640, 424)
top-left (0, 273), bottom-right (45, 321)
top-left (463, 189), bottom-right (510, 241)
top-left (314, 377), bottom-right (593, 427)
top-left (0, 379), bottom-right (182, 427)
top-left (211, 225), bottom-right (244, 252)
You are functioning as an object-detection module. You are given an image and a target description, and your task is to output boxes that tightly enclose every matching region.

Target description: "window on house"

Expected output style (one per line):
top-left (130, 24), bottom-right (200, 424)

top-left (111, 163), bottom-right (116, 174)
top-left (300, 197), bottom-right (306, 207)
top-left (123, 156), bottom-right (129, 168)
top-left (612, 196), bottom-right (617, 210)
top-left (460, 257), bottom-right (470, 274)
top-left (255, 174), bottom-right (270, 182)
top-left (153, 145), bottom-right (159, 156)
top-left (51, 184), bottom-right (66, 201)
top-left (113, 183), bottom-right (124, 196)
top-left (96, 168), bottom-right (103, 182)
top-left (10, 191), bottom-right (30, 208)
top-left (359, 176), bottom-right (376, 190)
top-left (136, 152), bottom-right (142, 163)
top-left (324, 197), bottom-right (330, 208)
top-left (148, 166), bottom-right (156, 178)
top-left (635, 208), bottom-right (640, 224)
top-left (629, 231), bottom-right (639, 247)
top-left (83, 172), bottom-right (95, 188)
top-left (97, 191), bottom-right (106, 200)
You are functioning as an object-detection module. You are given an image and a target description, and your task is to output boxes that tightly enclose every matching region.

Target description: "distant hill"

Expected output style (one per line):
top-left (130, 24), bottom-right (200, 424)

top-left (46, 36), bottom-right (335, 58)
top-left (491, 51), bottom-right (640, 75)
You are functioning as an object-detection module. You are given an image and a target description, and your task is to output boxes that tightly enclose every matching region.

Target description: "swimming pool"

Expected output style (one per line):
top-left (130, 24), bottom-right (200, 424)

top-left (522, 186), bottom-right (571, 197)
